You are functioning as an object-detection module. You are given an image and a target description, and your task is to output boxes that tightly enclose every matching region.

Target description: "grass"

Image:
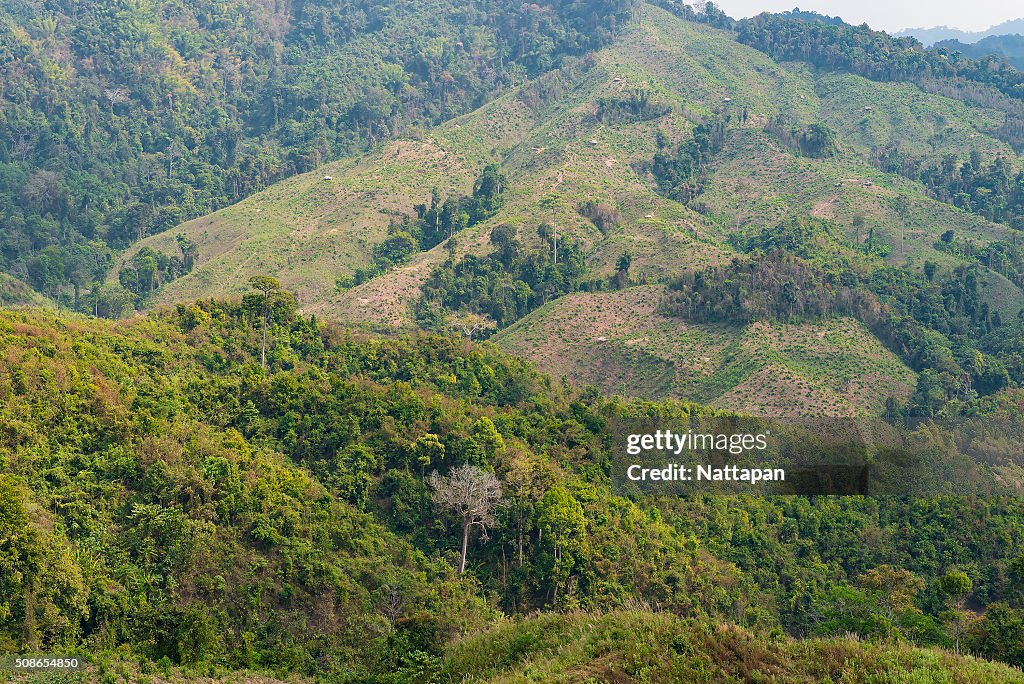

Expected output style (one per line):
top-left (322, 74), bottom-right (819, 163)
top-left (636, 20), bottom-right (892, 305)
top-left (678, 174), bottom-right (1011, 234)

top-left (9, 611), bottom-right (1020, 682)
top-left (0, 274), bottom-right (52, 309)
top-left (440, 611), bottom-right (1024, 683)
top-left (494, 286), bottom-right (915, 417)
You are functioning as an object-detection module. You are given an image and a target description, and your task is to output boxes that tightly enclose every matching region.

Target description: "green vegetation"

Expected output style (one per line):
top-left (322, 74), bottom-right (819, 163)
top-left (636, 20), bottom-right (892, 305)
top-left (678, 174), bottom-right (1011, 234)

top-left (650, 118), bottom-right (726, 205)
top-left (659, 214), bottom-right (1022, 414)
top-left (736, 13), bottom-right (1024, 149)
top-left (0, 0), bottom-right (637, 309)
top-left (416, 224), bottom-right (587, 331)
top-left (441, 611), bottom-right (1024, 683)
top-left (343, 165), bottom-right (508, 288)
top-left (936, 34), bottom-right (1024, 71)
top-left (8, 5), bottom-right (1024, 678)
top-left (3, 303), bottom-right (1024, 680)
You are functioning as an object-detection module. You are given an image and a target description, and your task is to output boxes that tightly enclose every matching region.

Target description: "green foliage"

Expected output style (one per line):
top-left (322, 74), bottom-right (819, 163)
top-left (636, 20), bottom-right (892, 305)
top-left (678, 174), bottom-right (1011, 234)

top-left (661, 252), bottom-right (873, 325)
top-left (441, 611), bottom-right (1024, 683)
top-left (765, 118), bottom-right (840, 158)
top-left (595, 88), bottom-right (672, 124)
top-left (650, 117), bottom-right (726, 205)
top-left (736, 14), bottom-right (1024, 110)
top-left (345, 165), bottom-right (508, 288)
top-left (876, 148), bottom-right (1024, 227)
top-left (662, 212), bottom-right (1018, 414)
top-left (938, 570), bottom-right (972, 599)
top-left (3, 303), bottom-right (1024, 674)
top-left (972, 602), bottom-right (1024, 668)
top-left (0, 0), bottom-right (636, 305)
top-left (117, 238), bottom-right (197, 303)
top-left (416, 226), bottom-right (586, 330)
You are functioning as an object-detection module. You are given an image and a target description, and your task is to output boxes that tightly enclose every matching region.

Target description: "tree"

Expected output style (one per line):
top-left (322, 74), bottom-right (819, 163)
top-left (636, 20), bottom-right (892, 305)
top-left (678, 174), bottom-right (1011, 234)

top-left (855, 565), bottom-right (924, 621)
top-left (537, 487), bottom-right (586, 608)
top-left (490, 224), bottom-right (519, 267)
top-left (247, 275), bottom-right (282, 370)
top-left (415, 434), bottom-right (445, 520)
top-left (539, 194), bottom-right (565, 264)
top-left (430, 465), bottom-right (503, 574)
top-left (939, 569), bottom-right (973, 654)
top-left (972, 603), bottom-right (1024, 668)
top-left (615, 252), bottom-right (632, 289)
top-left (853, 214), bottom-right (866, 244)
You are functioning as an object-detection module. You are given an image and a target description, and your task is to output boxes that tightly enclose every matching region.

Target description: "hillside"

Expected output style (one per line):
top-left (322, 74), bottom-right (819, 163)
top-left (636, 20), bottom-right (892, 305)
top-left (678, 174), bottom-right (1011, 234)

top-left (441, 612), bottom-right (1024, 683)
top-left (0, 273), bottom-right (51, 308)
top-left (897, 19), bottom-right (1024, 46)
top-left (934, 35), bottom-right (1024, 71)
top-left (139, 3), bottom-right (1015, 303)
top-left (0, 0), bottom-right (634, 304)
top-left (3, 303), bottom-right (1024, 679)
top-left (118, 3), bottom-right (1024, 417)
top-left (493, 286), bottom-right (915, 415)
top-left (9, 613), bottom-right (1024, 683)
top-left (10, 2), bottom-right (1024, 682)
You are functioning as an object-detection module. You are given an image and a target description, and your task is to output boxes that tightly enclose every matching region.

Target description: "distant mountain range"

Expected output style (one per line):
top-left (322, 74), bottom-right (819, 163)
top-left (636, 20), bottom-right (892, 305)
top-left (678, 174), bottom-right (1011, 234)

top-left (896, 18), bottom-right (1024, 46)
top-left (934, 34), bottom-right (1024, 70)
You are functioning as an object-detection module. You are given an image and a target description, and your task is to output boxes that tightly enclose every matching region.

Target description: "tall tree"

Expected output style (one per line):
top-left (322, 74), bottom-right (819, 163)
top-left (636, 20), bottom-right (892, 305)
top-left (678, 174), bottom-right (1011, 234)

top-left (537, 486), bottom-right (586, 608)
top-left (247, 275), bottom-right (282, 371)
top-left (430, 465), bottom-right (503, 574)
top-left (939, 569), bottom-right (973, 655)
top-left (540, 193), bottom-right (565, 264)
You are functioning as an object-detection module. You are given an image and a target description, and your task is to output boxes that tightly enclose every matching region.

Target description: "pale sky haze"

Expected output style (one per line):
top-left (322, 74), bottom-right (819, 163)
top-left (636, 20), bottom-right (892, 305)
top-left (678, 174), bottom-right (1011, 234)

top-left (713, 0), bottom-right (1021, 33)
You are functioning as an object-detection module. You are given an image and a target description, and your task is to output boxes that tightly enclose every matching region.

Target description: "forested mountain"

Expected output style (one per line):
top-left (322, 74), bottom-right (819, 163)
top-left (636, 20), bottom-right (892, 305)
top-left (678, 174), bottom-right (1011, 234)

top-left (0, 0), bottom-right (634, 307)
top-left (3, 304), bottom-right (1024, 680)
top-left (8, 3), bottom-right (1024, 680)
top-left (112, 2), bottom-right (1024, 419)
top-left (934, 35), bottom-right (1024, 72)
top-left (897, 18), bottom-right (1024, 47)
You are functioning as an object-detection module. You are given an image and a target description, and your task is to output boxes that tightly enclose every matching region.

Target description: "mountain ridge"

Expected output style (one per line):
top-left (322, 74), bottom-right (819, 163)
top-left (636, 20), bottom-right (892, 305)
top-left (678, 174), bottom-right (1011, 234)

top-left (897, 18), bottom-right (1024, 46)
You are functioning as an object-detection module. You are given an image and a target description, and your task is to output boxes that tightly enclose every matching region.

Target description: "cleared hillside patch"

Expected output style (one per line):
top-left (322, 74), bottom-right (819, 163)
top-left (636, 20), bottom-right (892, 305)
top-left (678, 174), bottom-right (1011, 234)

top-left (495, 286), bottom-right (914, 416)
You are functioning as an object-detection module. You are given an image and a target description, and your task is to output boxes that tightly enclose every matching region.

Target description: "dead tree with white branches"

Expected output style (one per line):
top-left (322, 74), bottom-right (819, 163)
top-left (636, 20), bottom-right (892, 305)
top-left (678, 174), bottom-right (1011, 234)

top-left (430, 465), bottom-right (503, 574)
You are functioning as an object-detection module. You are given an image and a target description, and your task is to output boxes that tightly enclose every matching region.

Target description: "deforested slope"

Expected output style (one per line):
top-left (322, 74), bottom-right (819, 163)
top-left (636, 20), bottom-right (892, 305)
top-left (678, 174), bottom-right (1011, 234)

top-left (118, 4), bottom-right (1024, 417)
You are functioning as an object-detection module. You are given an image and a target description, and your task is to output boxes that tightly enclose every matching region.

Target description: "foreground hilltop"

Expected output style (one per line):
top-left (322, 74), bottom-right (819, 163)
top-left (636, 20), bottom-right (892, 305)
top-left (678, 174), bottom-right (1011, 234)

top-left (2, 303), bottom-right (1024, 679)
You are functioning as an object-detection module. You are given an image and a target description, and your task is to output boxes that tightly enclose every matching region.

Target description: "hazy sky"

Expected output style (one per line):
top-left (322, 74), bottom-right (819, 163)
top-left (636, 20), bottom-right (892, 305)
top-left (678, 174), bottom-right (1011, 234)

top-left (714, 1), bottom-right (1021, 32)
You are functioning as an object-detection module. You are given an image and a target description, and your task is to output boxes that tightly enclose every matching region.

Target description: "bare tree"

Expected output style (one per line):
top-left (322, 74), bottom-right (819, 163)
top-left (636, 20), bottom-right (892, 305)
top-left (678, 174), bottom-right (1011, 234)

top-left (430, 465), bottom-right (503, 574)
top-left (539, 193), bottom-right (564, 264)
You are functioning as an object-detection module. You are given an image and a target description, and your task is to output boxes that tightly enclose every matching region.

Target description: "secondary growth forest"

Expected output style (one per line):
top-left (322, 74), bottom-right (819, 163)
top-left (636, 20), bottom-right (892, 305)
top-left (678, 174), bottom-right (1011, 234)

top-left (7, 1), bottom-right (1024, 682)
top-left (3, 303), bottom-right (1024, 679)
top-left (0, 0), bottom-right (634, 310)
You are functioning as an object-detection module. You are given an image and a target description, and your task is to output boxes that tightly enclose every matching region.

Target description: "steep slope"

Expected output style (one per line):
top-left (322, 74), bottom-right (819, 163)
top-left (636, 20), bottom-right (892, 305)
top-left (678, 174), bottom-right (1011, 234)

top-left (0, 0), bottom-right (635, 296)
top-left (111, 139), bottom-right (476, 316)
top-left (0, 273), bottom-right (51, 308)
top-left (493, 286), bottom-right (915, 415)
top-left (128, 4), bottom-right (1023, 294)
top-left (121, 3), bottom-right (1024, 415)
